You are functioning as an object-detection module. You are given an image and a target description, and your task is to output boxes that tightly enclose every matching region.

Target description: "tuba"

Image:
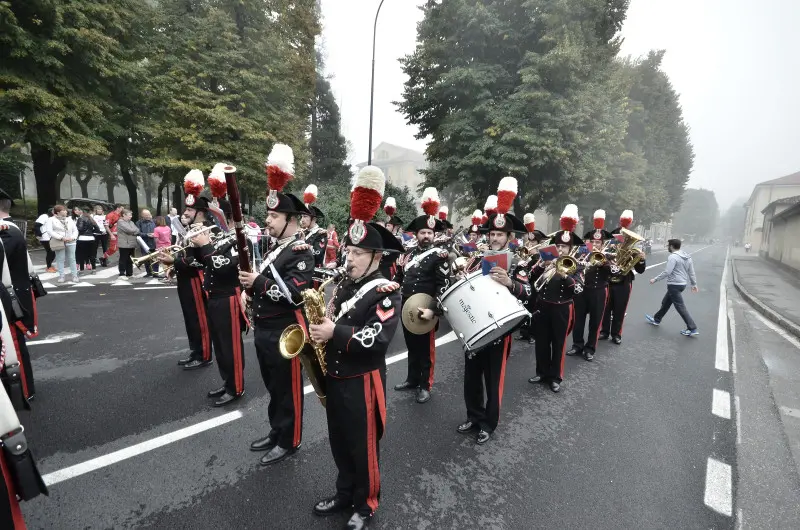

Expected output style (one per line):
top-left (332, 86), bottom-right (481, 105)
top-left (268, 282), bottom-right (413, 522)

top-left (279, 268), bottom-right (345, 407)
top-left (613, 228), bottom-right (645, 275)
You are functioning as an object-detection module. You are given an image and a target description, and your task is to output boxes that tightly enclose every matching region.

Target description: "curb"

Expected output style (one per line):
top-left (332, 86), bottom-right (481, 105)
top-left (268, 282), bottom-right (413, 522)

top-left (731, 258), bottom-right (800, 340)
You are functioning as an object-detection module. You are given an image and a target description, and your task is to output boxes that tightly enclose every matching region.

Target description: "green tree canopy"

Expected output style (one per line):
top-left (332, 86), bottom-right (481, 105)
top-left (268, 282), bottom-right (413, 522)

top-left (671, 188), bottom-right (719, 238)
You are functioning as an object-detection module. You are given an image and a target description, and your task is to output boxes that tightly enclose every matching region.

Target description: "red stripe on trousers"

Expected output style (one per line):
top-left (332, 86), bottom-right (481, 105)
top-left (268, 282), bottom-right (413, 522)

top-left (498, 335), bottom-right (511, 409)
top-left (371, 370), bottom-right (386, 435)
top-left (364, 373), bottom-right (380, 513)
top-left (10, 330), bottom-right (30, 399)
top-left (617, 282), bottom-right (633, 337)
top-left (594, 286), bottom-right (609, 346)
top-left (291, 356), bottom-right (302, 447)
top-left (427, 329), bottom-right (436, 389)
top-left (0, 451), bottom-right (26, 529)
top-left (16, 291), bottom-right (38, 338)
top-left (560, 304), bottom-right (574, 379)
top-left (190, 277), bottom-right (212, 362)
top-left (228, 295), bottom-right (244, 394)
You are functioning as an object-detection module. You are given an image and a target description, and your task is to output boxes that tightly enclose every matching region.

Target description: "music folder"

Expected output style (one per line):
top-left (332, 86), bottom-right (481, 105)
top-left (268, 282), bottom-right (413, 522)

top-left (481, 251), bottom-right (510, 275)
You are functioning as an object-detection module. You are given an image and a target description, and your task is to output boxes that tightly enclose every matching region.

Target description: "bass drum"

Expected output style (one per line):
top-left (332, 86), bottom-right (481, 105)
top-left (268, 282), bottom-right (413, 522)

top-left (439, 270), bottom-right (530, 352)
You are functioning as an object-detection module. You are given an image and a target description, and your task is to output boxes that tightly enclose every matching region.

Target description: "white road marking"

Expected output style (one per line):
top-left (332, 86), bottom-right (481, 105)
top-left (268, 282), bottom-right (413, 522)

top-left (41, 411), bottom-right (244, 487)
top-left (41, 282), bottom-right (57, 288)
top-left (643, 244), bottom-right (714, 271)
top-left (133, 286), bottom-right (174, 291)
top-left (48, 290), bottom-right (78, 294)
top-left (704, 457), bottom-right (733, 516)
top-left (72, 281), bottom-right (95, 287)
top-left (715, 248), bottom-right (731, 372)
top-left (27, 332), bottom-right (84, 346)
top-left (749, 309), bottom-right (800, 349)
top-left (712, 388), bottom-right (731, 419)
top-left (727, 298), bottom-right (737, 374)
top-left (735, 395), bottom-right (742, 444)
top-left (780, 406), bottom-right (800, 420)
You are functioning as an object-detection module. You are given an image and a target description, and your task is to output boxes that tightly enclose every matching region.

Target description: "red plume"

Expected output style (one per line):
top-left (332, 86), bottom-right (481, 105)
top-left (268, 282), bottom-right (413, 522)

top-left (351, 166), bottom-right (385, 222)
top-left (267, 166), bottom-right (292, 193)
top-left (496, 177), bottom-right (517, 215)
top-left (383, 197), bottom-right (397, 216)
top-left (183, 169), bottom-right (204, 197)
top-left (421, 187), bottom-right (440, 217)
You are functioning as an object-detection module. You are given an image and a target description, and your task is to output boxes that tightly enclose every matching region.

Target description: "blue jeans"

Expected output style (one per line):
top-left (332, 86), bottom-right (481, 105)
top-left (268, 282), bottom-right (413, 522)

top-left (654, 284), bottom-right (696, 330)
top-left (55, 242), bottom-right (78, 279)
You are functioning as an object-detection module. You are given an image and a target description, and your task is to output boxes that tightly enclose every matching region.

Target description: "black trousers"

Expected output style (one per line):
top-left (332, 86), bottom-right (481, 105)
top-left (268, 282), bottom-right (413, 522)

top-left (76, 240), bottom-right (94, 270)
top-left (254, 326), bottom-right (304, 449)
top-left (95, 234), bottom-right (109, 257)
top-left (602, 281), bottom-right (633, 338)
top-left (118, 247), bottom-right (134, 276)
top-left (534, 301), bottom-right (574, 383)
top-left (518, 294), bottom-right (538, 339)
top-left (0, 452), bottom-right (24, 529)
top-left (206, 293), bottom-right (245, 396)
top-left (326, 368), bottom-right (386, 517)
top-left (11, 325), bottom-right (35, 399)
top-left (402, 321), bottom-right (436, 391)
top-left (572, 286), bottom-right (609, 352)
top-left (41, 240), bottom-right (55, 268)
top-left (465, 335), bottom-right (512, 432)
top-left (654, 284), bottom-right (697, 330)
top-left (177, 275), bottom-right (212, 362)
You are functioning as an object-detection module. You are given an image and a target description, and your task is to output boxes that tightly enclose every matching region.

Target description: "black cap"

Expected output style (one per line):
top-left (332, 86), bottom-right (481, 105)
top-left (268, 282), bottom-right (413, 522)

top-left (440, 219), bottom-right (454, 230)
top-left (217, 198), bottom-right (232, 218)
top-left (268, 192), bottom-right (310, 215)
top-left (184, 195), bottom-right (210, 212)
top-left (405, 214), bottom-right (444, 233)
top-left (529, 229), bottom-right (548, 242)
top-left (480, 213), bottom-right (527, 234)
top-left (345, 221), bottom-right (405, 253)
top-left (552, 230), bottom-right (584, 246)
top-left (387, 215), bottom-right (404, 226)
top-left (0, 188), bottom-right (15, 207)
top-left (307, 205), bottom-right (325, 219)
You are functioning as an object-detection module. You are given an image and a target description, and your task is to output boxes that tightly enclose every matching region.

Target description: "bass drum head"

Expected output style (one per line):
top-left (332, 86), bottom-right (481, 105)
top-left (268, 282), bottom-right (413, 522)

top-left (466, 310), bottom-right (529, 351)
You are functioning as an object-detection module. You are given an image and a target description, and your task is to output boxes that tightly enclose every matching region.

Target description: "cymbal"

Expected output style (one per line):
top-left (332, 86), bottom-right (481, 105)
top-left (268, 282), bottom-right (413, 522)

top-left (401, 293), bottom-right (439, 334)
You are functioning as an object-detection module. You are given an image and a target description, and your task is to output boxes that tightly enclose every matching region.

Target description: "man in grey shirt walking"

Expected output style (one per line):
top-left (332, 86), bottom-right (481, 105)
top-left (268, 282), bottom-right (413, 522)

top-left (645, 238), bottom-right (699, 336)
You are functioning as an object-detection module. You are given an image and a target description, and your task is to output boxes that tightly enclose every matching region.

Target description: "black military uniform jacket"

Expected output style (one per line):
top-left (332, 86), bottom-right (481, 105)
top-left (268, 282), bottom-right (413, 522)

top-left (0, 219), bottom-right (34, 332)
top-left (251, 234), bottom-right (314, 329)
top-left (529, 262), bottom-right (583, 304)
top-left (304, 226), bottom-right (328, 268)
top-left (609, 227), bottom-right (647, 284)
top-left (378, 251), bottom-right (399, 282)
top-left (395, 244), bottom-right (450, 310)
top-left (581, 262), bottom-right (613, 289)
top-left (193, 225), bottom-right (240, 297)
top-left (327, 270), bottom-right (402, 378)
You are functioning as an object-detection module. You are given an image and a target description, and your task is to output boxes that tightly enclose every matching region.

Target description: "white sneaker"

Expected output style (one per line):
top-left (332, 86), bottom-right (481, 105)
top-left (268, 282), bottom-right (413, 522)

top-left (58, 277), bottom-right (66, 283)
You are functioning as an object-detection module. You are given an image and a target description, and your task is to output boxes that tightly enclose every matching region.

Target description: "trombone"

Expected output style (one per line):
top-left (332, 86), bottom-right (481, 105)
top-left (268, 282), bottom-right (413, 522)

top-left (532, 247), bottom-right (579, 291)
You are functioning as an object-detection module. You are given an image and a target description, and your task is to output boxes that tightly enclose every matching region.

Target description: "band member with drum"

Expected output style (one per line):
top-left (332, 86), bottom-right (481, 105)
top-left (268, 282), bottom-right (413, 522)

top-left (183, 171), bottom-right (247, 408)
top-left (568, 209), bottom-right (614, 361)
top-left (238, 144), bottom-right (315, 466)
top-left (158, 170), bottom-right (213, 370)
top-left (302, 184), bottom-right (328, 270)
top-left (601, 209), bottom-right (646, 344)
top-left (456, 177), bottom-right (531, 445)
top-left (516, 212), bottom-right (547, 344)
top-left (393, 188), bottom-right (449, 404)
top-left (528, 205), bottom-right (584, 393)
top-left (309, 166), bottom-right (403, 530)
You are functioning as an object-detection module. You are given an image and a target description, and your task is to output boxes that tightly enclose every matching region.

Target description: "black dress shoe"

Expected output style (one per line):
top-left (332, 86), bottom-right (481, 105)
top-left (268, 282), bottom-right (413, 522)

top-left (528, 375), bottom-right (546, 384)
top-left (415, 388), bottom-right (431, 403)
top-left (457, 420), bottom-right (478, 434)
top-left (599, 332), bottom-right (609, 341)
top-left (177, 356), bottom-right (193, 366)
top-left (213, 391), bottom-right (244, 407)
top-left (250, 433), bottom-right (277, 452)
top-left (184, 359), bottom-right (213, 370)
top-left (207, 386), bottom-right (226, 398)
top-left (566, 346), bottom-right (582, 356)
top-left (345, 513), bottom-right (371, 530)
top-left (528, 338), bottom-right (535, 344)
top-left (611, 336), bottom-right (622, 345)
top-left (313, 496), bottom-right (352, 516)
top-left (476, 429), bottom-right (491, 445)
top-left (259, 445), bottom-right (298, 466)
top-left (583, 350), bottom-right (594, 362)
top-left (394, 380), bottom-right (417, 391)
top-left (550, 381), bottom-right (561, 393)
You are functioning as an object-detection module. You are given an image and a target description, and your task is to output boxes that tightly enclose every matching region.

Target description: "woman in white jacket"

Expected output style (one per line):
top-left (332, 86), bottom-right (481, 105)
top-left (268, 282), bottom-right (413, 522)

top-left (44, 205), bottom-right (79, 282)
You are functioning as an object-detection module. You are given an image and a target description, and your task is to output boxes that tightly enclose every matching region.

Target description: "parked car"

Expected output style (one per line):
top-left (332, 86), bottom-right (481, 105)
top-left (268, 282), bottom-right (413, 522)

top-left (64, 198), bottom-right (118, 212)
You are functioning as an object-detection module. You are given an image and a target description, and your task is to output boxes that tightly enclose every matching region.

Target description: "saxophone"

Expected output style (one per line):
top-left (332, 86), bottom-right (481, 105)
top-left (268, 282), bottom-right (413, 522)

top-left (279, 267), bottom-right (346, 407)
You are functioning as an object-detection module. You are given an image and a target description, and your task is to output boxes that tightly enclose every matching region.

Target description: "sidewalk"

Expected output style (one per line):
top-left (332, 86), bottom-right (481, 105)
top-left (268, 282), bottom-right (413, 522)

top-left (731, 248), bottom-right (800, 339)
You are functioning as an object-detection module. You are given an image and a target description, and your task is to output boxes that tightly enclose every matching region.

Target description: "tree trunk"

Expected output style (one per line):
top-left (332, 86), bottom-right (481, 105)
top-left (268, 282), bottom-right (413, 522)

top-left (30, 143), bottom-right (67, 214)
top-left (172, 180), bottom-right (182, 211)
top-left (115, 139), bottom-right (139, 219)
top-left (77, 163), bottom-right (93, 198)
top-left (156, 174), bottom-right (167, 216)
top-left (105, 179), bottom-right (116, 203)
top-left (143, 171), bottom-right (153, 208)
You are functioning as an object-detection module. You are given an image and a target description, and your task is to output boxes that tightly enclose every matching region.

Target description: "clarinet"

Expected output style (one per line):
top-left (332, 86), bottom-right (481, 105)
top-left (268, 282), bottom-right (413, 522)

top-left (223, 165), bottom-right (254, 322)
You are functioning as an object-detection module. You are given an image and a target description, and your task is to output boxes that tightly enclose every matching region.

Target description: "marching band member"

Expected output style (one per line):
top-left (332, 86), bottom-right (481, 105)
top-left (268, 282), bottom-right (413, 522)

top-left (456, 177), bottom-right (531, 445)
top-left (568, 209), bottom-right (614, 362)
top-left (309, 166), bottom-right (403, 530)
top-left (237, 144), bottom-right (314, 466)
top-left (302, 184), bottom-right (328, 270)
top-left (527, 205), bottom-right (584, 393)
top-left (158, 170), bottom-right (213, 370)
top-left (393, 188), bottom-right (449, 404)
top-left (601, 210), bottom-right (647, 344)
top-left (466, 210), bottom-right (482, 245)
top-left (379, 198), bottom-right (403, 282)
top-left (184, 171), bottom-right (247, 408)
top-left (516, 212), bottom-right (547, 344)
top-left (383, 197), bottom-right (404, 241)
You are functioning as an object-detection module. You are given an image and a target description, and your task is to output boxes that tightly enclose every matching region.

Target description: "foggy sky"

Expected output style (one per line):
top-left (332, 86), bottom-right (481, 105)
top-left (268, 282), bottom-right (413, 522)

top-left (321, 0), bottom-right (800, 211)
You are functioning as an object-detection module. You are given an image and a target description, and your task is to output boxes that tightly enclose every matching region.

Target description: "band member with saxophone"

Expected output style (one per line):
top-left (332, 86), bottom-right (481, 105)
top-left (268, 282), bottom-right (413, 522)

top-left (302, 184), bottom-right (328, 270)
top-left (528, 205), bottom-right (584, 393)
top-left (158, 170), bottom-right (213, 370)
top-left (456, 178), bottom-right (531, 445)
top-left (568, 209), bottom-right (614, 362)
top-left (393, 188), bottom-right (449, 404)
top-left (309, 166), bottom-right (403, 530)
top-left (182, 170), bottom-right (247, 408)
top-left (237, 144), bottom-right (314, 466)
top-left (601, 210), bottom-right (647, 344)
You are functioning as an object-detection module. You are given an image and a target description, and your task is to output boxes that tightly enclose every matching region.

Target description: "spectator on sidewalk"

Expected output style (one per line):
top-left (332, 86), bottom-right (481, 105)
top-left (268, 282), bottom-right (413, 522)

top-left (325, 223), bottom-right (339, 268)
top-left (116, 209), bottom-right (139, 279)
top-left (45, 205), bottom-right (79, 283)
top-left (153, 216), bottom-right (171, 276)
top-left (75, 208), bottom-right (98, 274)
top-left (136, 209), bottom-right (156, 277)
top-left (93, 205), bottom-right (109, 267)
top-left (35, 207), bottom-right (56, 272)
top-left (103, 204), bottom-right (124, 263)
top-left (167, 207), bottom-right (179, 244)
top-left (645, 238), bottom-right (699, 336)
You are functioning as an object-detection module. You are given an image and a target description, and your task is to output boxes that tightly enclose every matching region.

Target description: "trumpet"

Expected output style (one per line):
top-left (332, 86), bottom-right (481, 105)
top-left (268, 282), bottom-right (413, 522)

top-left (132, 245), bottom-right (183, 268)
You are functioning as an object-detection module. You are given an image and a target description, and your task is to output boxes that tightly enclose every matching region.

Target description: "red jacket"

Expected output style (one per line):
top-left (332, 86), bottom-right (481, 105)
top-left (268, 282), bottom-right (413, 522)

top-left (106, 211), bottom-right (121, 233)
top-left (325, 230), bottom-right (339, 263)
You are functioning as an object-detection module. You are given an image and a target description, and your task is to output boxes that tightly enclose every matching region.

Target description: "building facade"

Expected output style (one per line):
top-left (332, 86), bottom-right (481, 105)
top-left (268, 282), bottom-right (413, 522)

top-left (761, 196), bottom-right (800, 272)
top-left (743, 171), bottom-right (800, 253)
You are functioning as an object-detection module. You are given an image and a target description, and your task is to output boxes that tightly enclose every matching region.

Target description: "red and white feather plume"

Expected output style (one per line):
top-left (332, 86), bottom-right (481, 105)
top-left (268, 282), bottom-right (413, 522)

top-left (438, 206), bottom-right (449, 221)
top-left (183, 169), bottom-right (205, 198)
top-left (484, 195), bottom-right (498, 216)
top-left (481, 211), bottom-right (488, 225)
top-left (471, 209), bottom-right (483, 227)
top-left (421, 187), bottom-right (440, 217)
top-left (207, 163), bottom-right (228, 199)
top-left (304, 184), bottom-right (318, 206)
top-left (265, 143), bottom-right (294, 192)
top-left (496, 177), bottom-right (517, 215)
top-left (560, 204), bottom-right (579, 232)
top-left (593, 209), bottom-right (606, 230)
top-left (523, 213), bottom-right (536, 233)
top-left (620, 209), bottom-right (633, 229)
top-left (384, 197), bottom-right (397, 217)
top-left (348, 166), bottom-right (385, 243)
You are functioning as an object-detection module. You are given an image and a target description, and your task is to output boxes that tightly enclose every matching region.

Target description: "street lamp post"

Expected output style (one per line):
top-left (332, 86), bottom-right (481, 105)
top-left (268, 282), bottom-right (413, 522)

top-left (367, 0), bottom-right (387, 166)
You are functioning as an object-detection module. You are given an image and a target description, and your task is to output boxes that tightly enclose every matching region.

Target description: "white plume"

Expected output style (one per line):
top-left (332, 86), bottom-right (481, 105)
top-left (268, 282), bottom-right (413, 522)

top-left (593, 209), bottom-right (606, 219)
top-left (561, 203), bottom-right (579, 220)
top-left (266, 143), bottom-right (295, 175)
top-left (354, 165), bottom-right (386, 195)
top-left (523, 213), bottom-right (535, 224)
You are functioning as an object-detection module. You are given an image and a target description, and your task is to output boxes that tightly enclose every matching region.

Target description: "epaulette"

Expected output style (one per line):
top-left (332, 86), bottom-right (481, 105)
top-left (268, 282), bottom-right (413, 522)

top-left (437, 249), bottom-right (449, 259)
top-left (376, 281), bottom-right (400, 293)
top-left (516, 270), bottom-right (528, 281)
top-left (292, 242), bottom-right (311, 251)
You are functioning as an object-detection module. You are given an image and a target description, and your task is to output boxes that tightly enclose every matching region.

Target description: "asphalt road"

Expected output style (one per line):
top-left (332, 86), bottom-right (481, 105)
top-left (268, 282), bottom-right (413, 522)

top-left (16, 244), bottom-right (744, 529)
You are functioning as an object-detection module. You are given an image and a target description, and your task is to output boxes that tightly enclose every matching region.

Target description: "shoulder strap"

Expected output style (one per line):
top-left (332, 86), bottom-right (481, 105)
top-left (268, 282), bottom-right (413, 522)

top-left (334, 278), bottom-right (389, 322)
top-left (0, 221), bottom-right (34, 274)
